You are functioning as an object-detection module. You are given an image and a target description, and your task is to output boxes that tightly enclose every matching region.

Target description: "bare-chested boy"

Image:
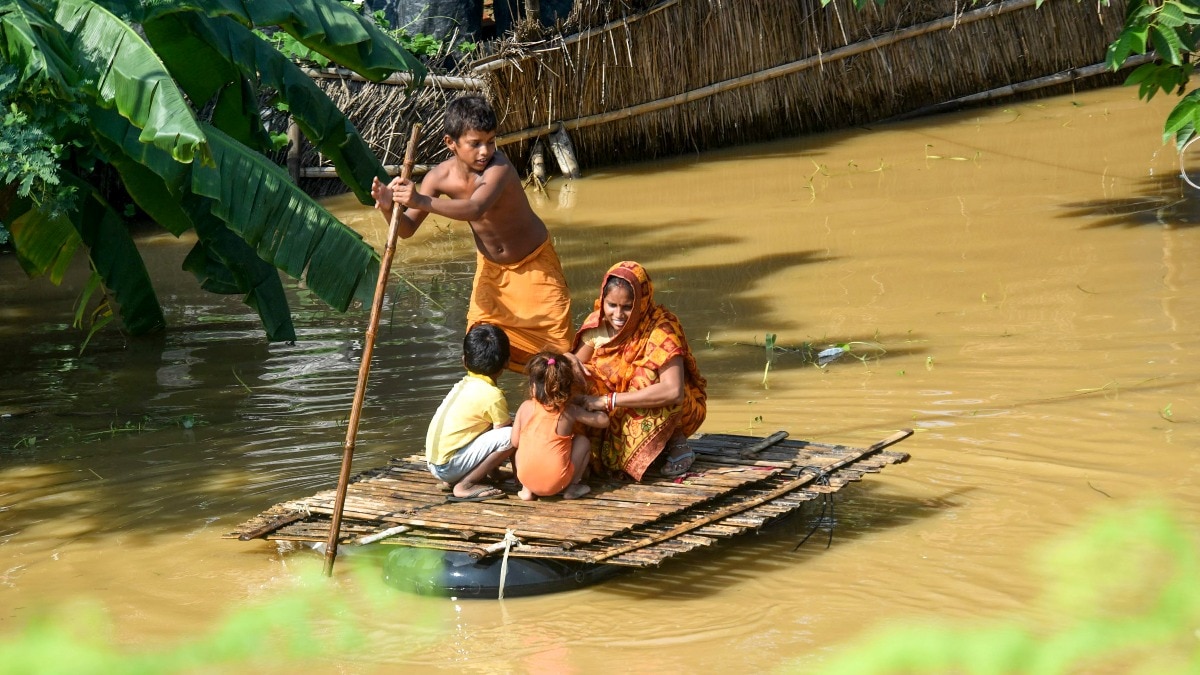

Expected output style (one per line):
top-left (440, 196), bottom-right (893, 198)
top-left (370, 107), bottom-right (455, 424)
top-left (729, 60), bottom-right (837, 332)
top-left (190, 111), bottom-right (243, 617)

top-left (371, 94), bottom-right (572, 371)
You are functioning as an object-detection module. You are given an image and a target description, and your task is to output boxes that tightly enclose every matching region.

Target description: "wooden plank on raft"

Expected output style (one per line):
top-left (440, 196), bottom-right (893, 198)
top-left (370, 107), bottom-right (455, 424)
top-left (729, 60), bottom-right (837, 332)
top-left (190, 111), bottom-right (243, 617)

top-left (738, 430), bottom-right (790, 457)
top-left (234, 513), bottom-right (305, 540)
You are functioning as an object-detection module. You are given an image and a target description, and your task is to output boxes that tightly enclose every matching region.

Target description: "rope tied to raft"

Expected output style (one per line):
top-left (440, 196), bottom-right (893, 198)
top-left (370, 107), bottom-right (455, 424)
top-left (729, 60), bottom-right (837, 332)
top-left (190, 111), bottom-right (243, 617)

top-left (497, 529), bottom-right (520, 600)
top-left (793, 467), bottom-right (836, 552)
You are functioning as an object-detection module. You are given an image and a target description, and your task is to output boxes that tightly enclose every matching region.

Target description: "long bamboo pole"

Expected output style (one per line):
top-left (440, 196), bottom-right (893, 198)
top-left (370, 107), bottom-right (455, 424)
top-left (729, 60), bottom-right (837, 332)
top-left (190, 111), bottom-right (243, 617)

top-left (301, 67), bottom-right (485, 91)
top-left (882, 54), bottom-right (1156, 123)
top-left (322, 123), bottom-right (423, 577)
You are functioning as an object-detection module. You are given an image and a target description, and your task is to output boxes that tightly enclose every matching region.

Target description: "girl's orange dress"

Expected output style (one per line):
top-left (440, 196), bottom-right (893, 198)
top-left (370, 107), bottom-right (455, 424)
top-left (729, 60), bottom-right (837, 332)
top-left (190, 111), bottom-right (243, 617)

top-left (514, 404), bottom-right (575, 496)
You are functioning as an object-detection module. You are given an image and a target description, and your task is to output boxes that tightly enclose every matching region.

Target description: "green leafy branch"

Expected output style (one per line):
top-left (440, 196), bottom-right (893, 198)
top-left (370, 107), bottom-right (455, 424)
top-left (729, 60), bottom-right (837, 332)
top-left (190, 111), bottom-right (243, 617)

top-left (254, 1), bottom-right (475, 67)
top-left (1103, 0), bottom-right (1200, 147)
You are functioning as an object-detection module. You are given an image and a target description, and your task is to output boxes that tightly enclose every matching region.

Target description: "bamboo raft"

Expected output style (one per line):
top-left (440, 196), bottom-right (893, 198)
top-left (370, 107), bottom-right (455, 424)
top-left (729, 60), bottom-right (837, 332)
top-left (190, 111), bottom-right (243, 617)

top-left (228, 429), bottom-right (911, 569)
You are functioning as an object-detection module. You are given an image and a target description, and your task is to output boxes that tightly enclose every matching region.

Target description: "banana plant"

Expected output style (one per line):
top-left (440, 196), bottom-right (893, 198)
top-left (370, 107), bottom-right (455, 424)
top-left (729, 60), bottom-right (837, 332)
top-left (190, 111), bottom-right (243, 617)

top-left (0, 0), bottom-right (426, 341)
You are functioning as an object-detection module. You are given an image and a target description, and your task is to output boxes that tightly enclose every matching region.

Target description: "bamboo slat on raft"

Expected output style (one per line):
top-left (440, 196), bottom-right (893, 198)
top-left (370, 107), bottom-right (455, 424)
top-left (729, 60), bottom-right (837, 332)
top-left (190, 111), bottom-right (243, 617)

top-left (228, 431), bottom-right (911, 569)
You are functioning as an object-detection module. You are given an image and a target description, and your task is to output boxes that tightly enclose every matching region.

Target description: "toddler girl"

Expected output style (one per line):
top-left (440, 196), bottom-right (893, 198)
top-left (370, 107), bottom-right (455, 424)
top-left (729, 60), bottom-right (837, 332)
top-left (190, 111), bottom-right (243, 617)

top-left (512, 351), bottom-right (609, 500)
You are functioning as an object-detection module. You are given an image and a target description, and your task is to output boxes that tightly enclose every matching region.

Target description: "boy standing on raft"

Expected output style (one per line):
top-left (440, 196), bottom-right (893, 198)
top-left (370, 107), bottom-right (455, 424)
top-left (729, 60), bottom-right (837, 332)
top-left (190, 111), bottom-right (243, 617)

top-left (371, 94), bottom-right (572, 371)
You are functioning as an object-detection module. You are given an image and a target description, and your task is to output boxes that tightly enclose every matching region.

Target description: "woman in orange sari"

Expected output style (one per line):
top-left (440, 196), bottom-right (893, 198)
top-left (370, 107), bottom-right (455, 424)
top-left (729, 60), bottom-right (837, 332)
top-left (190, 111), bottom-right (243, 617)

top-left (571, 261), bottom-right (707, 480)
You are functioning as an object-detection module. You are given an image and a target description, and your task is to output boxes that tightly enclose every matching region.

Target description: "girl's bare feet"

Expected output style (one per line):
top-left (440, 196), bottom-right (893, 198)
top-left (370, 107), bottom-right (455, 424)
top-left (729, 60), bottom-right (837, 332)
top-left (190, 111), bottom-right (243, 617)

top-left (563, 483), bottom-right (591, 499)
top-left (518, 486), bottom-right (538, 501)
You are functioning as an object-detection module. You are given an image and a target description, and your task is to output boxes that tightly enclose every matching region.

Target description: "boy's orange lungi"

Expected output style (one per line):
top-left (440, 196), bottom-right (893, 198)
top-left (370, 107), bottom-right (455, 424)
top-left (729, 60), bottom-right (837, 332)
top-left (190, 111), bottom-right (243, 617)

top-left (467, 239), bottom-right (572, 370)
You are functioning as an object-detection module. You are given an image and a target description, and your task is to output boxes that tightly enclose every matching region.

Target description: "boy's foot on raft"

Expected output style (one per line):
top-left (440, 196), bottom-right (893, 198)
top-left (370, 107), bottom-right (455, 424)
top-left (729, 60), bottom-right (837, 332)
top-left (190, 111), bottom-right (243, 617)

top-left (448, 485), bottom-right (504, 502)
top-left (518, 487), bottom-right (538, 501)
top-left (563, 483), bottom-right (591, 500)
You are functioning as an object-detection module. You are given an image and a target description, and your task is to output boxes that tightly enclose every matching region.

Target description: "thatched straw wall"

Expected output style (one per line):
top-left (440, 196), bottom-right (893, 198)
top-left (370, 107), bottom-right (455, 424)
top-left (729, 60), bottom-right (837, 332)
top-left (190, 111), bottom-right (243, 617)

top-left (481, 0), bottom-right (1129, 172)
top-left (294, 0), bottom-right (1129, 194)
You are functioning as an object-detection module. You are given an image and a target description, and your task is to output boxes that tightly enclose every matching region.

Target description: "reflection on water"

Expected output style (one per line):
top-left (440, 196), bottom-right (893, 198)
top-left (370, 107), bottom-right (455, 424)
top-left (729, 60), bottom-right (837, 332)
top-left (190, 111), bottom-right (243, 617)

top-left (2, 86), bottom-right (1200, 669)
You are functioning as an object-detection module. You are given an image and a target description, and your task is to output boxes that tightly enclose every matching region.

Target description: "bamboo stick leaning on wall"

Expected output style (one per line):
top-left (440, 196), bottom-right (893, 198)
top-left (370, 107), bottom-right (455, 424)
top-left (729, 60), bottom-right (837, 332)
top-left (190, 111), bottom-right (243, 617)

top-left (884, 54), bottom-right (1156, 123)
top-left (303, 67), bottom-right (485, 91)
top-left (323, 123), bottom-right (423, 578)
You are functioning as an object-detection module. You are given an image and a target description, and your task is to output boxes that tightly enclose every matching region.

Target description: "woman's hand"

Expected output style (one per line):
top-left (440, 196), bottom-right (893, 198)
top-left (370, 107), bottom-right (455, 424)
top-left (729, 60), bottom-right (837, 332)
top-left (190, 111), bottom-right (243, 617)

top-left (563, 352), bottom-right (591, 382)
top-left (581, 394), bottom-right (607, 412)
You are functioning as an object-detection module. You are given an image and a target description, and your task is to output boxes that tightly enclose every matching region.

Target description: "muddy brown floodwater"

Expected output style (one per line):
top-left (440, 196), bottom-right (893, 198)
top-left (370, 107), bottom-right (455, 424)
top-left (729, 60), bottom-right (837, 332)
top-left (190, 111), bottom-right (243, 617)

top-left (2, 85), bottom-right (1198, 671)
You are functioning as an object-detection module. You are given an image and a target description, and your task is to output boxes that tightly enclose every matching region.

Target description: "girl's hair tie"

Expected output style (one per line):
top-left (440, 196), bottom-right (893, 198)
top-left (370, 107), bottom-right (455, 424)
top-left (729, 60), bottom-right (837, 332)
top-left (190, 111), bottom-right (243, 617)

top-left (547, 358), bottom-right (556, 365)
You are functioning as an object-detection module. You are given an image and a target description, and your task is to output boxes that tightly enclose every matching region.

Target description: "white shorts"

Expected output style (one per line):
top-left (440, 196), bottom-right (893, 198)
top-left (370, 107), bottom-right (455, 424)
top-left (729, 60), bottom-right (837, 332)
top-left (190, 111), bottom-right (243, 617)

top-left (428, 426), bottom-right (512, 483)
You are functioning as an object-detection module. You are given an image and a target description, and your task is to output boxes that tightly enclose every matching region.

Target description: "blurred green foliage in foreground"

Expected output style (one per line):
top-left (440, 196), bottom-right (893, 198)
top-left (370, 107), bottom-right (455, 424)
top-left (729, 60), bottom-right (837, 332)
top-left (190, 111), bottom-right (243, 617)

top-left (1, 506), bottom-right (1197, 673)
top-left (0, 548), bottom-right (439, 674)
top-left (817, 504), bottom-right (1200, 674)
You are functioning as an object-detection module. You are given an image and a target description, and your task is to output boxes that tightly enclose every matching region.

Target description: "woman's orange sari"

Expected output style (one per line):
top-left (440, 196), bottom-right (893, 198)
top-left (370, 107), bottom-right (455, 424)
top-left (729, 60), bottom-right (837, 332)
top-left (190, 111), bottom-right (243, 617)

top-left (571, 262), bottom-right (707, 480)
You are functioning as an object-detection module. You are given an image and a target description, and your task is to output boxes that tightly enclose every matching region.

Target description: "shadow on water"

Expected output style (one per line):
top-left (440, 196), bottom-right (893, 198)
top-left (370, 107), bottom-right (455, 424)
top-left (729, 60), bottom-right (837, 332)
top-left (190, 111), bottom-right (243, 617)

top-left (0, 195), bottom-right (919, 547)
top-left (555, 215), bottom-right (837, 329)
top-left (596, 484), bottom-right (973, 600)
top-left (1061, 174), bottom-right (1200, 229)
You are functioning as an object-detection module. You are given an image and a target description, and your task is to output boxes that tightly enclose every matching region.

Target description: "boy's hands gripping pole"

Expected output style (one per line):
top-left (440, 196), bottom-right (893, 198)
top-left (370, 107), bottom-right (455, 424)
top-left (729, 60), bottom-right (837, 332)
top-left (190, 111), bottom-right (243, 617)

top-left (390, 126), bottom-right (422, 226)
top-left (324, 123), bottom-right (423, 578)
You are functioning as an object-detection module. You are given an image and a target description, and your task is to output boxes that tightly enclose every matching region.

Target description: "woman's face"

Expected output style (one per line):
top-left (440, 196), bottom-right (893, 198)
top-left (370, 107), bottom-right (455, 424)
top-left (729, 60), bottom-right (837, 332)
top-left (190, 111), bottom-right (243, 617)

top-left (602, 283), bottom-right (635, 333)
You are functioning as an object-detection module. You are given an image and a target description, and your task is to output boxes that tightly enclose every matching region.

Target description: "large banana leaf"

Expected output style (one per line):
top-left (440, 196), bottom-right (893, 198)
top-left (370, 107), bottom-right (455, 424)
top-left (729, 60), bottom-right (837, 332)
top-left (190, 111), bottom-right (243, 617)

top-left (92, 114), bottom-right (194, 236)
top-left (141, 12), bottom-right (271, 152)
top-left (71, 184), bottom-right (165, 334)
top-left (192, 124), bottom-right (380, 311)
top-left (8, 196), bottom-right (81, 283)
top-left (245, 0), bottom-right (425, 82)
top-left (51, 0), bottom-right (207, 164)
top-left (146, 11), bottom-right (385, 200)
top-left (0, 0), bottom-right (78, 92)
top-left (183, 198), bottom-right (296, 342)
top-left (89, 104), bottom-right (190, 205)
top-left (94, 101), bottom-right (372, 333)
top-left (139, 0), bottom-right (426, 83)
top-left (94, 107), bottom-right (297, 340)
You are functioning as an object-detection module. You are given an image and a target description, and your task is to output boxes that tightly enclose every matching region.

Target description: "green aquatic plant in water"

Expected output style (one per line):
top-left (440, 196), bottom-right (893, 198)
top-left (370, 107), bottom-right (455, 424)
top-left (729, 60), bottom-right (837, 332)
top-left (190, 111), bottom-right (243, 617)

top-left (816, 505), bottom-right (1200, 674)
top-left (762, 332), bottom-right (777, 389)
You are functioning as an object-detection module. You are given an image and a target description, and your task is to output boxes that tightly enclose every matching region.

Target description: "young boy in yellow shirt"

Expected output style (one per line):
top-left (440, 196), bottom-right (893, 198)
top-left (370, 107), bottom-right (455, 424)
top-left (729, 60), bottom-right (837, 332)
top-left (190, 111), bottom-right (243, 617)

top-left (426, 323), bottom-right (514, 502)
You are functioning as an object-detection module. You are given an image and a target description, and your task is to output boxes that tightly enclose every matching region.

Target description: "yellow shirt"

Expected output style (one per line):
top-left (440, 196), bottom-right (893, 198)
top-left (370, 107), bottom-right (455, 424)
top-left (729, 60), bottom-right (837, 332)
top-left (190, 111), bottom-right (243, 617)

top-left (425, 372), bottom-right (509, 465)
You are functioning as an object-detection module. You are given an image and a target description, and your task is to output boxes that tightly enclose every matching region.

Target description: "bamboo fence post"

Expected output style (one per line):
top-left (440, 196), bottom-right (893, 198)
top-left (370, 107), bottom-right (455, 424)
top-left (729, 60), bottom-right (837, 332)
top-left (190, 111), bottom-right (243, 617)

top-left (322, 123), bottom-right (423, 577)
top-left (529, 139), bottom-right (548, 183)
top-left (548, 124), bottom-right (580, 179)
top-left (286, 121), bottom-right (302, 183)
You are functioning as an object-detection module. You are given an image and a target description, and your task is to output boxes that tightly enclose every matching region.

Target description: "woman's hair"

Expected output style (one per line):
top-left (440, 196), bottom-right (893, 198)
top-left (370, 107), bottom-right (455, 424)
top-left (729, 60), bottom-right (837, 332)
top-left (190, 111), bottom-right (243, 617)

top-left (526, 351), bottom-right (574, 412)
top-left (602, 275), bottom-right (634, 302)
